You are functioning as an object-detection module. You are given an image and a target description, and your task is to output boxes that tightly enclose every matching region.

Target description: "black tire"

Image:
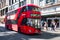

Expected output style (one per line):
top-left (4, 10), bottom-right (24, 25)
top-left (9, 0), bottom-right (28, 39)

top-left (5, 25), bottom-right (11, 30)
top-left (5, 24), bottom-right (8, 29)
top-left (18, 27), bottom-right (21, 33)
top-left (5, 25), bottom-right (9, 30)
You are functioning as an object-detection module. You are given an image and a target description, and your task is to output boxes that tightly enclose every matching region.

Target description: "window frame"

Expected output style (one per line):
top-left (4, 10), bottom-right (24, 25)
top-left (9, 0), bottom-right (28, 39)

top-left (46, 0), bottom-right (55, 4)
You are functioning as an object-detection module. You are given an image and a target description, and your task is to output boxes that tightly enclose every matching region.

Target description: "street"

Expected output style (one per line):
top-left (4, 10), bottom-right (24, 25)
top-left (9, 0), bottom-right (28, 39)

top-left (0, 24), bottom-right (60, 40)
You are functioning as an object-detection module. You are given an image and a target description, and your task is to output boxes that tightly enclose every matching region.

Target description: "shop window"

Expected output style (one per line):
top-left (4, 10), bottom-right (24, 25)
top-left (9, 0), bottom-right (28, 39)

top-left (12, 0), bottom-right (14, 4)
top-left (0, 0), bottom-right (2, 3)
top-left (31, 0), bottom-right (34, 4)
top-left (9, 0), bottom-right (12, 5)
top-left (15, 0), bottom-right (19, 2)
top-left (1, 10), bottom-right (4, 16)
top-left (40, 0), bottom-right (43, 2)
top-left (7, 10), bottom-right (17, 15)
top-left (46, 0), bottom-right (55, 4)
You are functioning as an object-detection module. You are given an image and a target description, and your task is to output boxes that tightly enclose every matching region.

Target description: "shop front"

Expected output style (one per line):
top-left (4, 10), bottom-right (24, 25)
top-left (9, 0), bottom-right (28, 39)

top-left (47, 17), bottom-right (60, 28)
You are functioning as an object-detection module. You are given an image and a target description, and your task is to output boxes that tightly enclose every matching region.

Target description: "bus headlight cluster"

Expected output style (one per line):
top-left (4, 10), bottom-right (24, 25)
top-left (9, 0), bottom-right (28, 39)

top-left (29, 30), bottom-right (32, 32)
top-left (35, 30), bottom-right (38, 33)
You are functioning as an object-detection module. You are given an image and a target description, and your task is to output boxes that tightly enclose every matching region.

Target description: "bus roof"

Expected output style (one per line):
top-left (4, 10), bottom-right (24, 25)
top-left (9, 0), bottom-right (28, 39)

top-left (17, 4), bottom-right (40, 10)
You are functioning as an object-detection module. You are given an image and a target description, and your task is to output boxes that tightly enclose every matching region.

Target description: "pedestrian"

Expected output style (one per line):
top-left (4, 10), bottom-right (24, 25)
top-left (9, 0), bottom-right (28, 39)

top-left (51, 20), bottom-right (56, 31)
top-left (44, 21), bottom-right (48, 30)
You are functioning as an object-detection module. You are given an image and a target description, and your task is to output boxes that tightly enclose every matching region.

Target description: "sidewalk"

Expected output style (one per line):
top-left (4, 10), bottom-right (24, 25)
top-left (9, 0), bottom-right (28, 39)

top-left (42, 27), bottom-right (60, 34)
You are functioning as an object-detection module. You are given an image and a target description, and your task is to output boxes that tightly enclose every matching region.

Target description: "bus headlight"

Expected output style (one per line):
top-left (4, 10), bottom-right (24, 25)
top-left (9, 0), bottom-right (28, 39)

top-left (29, 30), bottom-right (32, 32)
top-left (35, 30), bottom-right (38, 33)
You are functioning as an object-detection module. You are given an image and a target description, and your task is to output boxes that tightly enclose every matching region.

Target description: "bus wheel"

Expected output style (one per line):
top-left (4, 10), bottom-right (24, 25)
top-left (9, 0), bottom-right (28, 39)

top-left (5, 25), bottom-right (9, 30)
top-left (18, 27), bottom-right (21, 33)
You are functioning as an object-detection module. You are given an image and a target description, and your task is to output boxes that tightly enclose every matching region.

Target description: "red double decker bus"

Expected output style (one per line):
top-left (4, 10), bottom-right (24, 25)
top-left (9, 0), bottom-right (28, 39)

top-left (5, 4), bottom-right (41, 34)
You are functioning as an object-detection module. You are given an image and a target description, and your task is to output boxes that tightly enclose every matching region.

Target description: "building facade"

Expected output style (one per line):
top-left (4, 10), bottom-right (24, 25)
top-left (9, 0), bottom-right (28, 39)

top-left (0, 0), bottom-right (8, 22)
top-left (40, 0), bottom-right (60, 27)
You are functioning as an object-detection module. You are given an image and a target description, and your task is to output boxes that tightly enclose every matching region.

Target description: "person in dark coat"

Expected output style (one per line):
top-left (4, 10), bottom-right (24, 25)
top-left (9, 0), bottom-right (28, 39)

top-left (51, 20), bottom-right (56, 31)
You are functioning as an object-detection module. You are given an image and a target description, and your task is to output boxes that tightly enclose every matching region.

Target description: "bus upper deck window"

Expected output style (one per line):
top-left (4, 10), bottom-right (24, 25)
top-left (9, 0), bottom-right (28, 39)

top-left (21, 7), bottom-right (27, 13)
top-left (26, 6), bottom-right (32, 11)
top-left (32, 7), bottom-right (40, 11)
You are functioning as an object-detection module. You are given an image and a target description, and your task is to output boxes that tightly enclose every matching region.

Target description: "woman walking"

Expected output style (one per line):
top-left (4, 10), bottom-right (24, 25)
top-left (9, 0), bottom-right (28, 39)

top-left (51, 20), bottom-right (56, 31)
top-left (44, 21), bottom-right (48, 31)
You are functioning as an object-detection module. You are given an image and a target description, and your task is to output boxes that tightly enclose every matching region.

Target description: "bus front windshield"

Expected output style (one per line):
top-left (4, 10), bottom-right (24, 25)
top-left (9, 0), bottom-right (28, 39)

top-left (27, 18), bottom-right (41, 28)
top-left (26, 6), bottom-right (40, 12)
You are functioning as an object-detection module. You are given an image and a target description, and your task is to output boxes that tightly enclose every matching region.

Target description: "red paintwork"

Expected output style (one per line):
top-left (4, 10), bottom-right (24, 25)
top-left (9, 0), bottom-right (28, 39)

top-left (19, 25), bottom-right (41, 34)
top-left (5, 4), bottom-right (41, 34)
